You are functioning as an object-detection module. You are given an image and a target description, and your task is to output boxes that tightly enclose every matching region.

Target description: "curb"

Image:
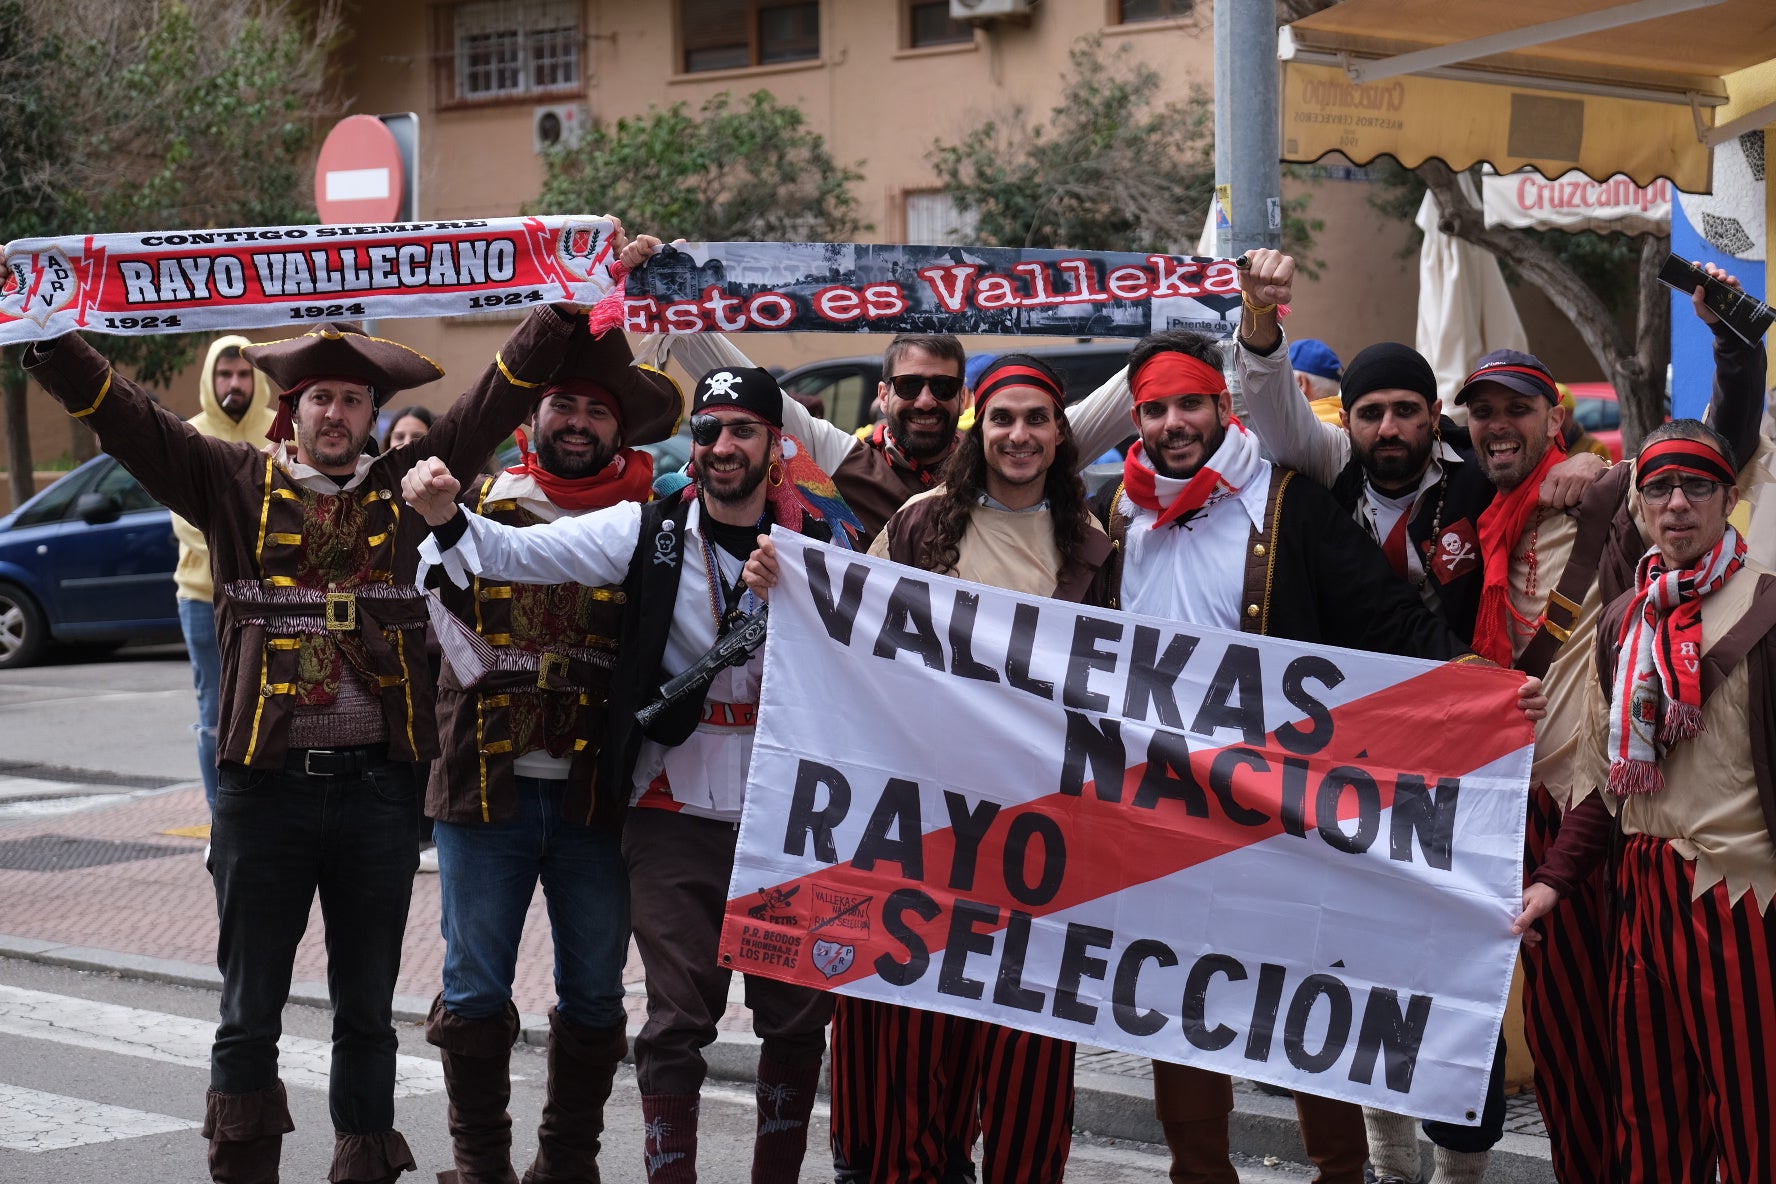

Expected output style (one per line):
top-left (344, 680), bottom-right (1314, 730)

top-left (0, 933), bottom-right (1554, 1180)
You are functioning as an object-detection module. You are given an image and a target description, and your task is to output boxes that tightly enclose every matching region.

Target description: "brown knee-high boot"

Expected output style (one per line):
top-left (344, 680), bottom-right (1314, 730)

top-left (523, 1009), bottom-right (628, 1184)
top-left (1293, 1091), bottom-right (1368, 1184)
top-left (426, 995), bottom-right (521, 1184)
top-left (204, 1083), bottom-right (296, 1184)
top-left (750, 1055), bottom-right (822, 1184)
top-left (640, 1094), bottom-right (699, 1184)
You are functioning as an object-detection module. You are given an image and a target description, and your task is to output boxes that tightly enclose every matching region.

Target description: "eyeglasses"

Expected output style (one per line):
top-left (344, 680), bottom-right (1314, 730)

top-left (885, 373), bottom-right (964, 402)
top-left (1640, 477), bottom-right (1724, 504)
top-left (689, 413), bottom-right (763, 447)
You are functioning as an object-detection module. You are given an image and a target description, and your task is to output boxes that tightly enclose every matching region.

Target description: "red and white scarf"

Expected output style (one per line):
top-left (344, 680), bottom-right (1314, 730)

top-left (1121, 417), bottom-right (1264, 531)
top-left (1607, 525), bottom-right (1746, 795)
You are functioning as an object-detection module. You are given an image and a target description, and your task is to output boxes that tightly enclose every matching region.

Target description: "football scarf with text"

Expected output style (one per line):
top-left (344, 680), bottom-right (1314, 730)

top-left (1607, 525), bottom-right (1745, 795)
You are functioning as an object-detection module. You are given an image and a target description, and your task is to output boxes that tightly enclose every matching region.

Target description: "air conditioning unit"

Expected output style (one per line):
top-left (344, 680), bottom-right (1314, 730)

top-left (949, 0), bottom-right (1033, 21)
top-left (532, 104), bottom-right (588, 154)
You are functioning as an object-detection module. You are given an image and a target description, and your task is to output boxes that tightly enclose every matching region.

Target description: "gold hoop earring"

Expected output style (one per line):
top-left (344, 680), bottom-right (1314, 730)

top-left (768, 460), bottom-right (784, 487)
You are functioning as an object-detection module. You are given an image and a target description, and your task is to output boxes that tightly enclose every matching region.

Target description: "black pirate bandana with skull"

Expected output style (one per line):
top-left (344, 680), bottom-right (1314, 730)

top-left (691, 366), bottom-right (784, 428)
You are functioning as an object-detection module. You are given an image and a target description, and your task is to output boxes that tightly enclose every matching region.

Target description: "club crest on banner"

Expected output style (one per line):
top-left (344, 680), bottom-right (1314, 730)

top-left (2, 246), bottom-right (77, 326)
top-left (811, 940), bottom-right (855, 979)
top-left (555, 219), bottom-right (611, 280)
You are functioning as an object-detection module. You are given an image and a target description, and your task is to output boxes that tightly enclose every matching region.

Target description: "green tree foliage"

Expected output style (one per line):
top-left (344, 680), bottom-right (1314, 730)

top-left (929, 36), bottom-right (1219, 254)
top-left (0, 0), bottom-right (341, 491)
top-left (533, 91), bottom-right (866, 241)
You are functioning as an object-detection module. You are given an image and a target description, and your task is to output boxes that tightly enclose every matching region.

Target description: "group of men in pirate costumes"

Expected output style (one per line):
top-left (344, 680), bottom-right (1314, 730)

top-left (1206, 250), bottom-right (1769, 1184)
top-left (684, 238), bottom-right (1768, 1184)
top-left (24, 200), bottom-right (1770, 1184)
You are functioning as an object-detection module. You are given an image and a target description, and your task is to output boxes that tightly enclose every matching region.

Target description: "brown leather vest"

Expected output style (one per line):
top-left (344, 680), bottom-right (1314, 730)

top-left (427, 476), bottom-right (628, 825)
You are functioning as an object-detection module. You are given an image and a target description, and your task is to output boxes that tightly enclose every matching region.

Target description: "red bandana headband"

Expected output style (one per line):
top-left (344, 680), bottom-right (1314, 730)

top-left (1131, 352), bottom-right (1227, 407)
top-left (973, 362), bottom-right (1064, 411)
top-left (1636, 437), bottom-right (1734, 489)
top-left (540, 376), bottom-right (622, 429)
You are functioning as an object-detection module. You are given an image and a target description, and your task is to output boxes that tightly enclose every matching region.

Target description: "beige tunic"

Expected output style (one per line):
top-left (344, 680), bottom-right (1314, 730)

top-left (868, 487), bottom-right (1069, 597)
top-left (1586, 562), bottom-right (1776, 912)
top-left (1509, 506), bottom-right (1608, 805)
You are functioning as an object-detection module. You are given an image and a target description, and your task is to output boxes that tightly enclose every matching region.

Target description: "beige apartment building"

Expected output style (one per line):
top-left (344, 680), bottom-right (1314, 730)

top-left (10, 0), bottom-right (1600, 484)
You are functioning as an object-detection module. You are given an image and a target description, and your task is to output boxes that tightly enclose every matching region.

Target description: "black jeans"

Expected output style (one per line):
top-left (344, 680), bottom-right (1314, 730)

top-left (211, 755), bottom-right (419, 1135)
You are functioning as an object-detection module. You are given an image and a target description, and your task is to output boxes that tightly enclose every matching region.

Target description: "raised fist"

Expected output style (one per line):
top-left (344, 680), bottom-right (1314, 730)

top-left (401, 456), bottom-right (462, 526)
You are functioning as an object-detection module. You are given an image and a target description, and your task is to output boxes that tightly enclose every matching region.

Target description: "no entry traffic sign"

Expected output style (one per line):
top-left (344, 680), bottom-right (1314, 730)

top-left (314, 114), bottom-right (406, 224)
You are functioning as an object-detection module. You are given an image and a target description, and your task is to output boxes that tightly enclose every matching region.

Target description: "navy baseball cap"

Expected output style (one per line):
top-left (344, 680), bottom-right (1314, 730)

top-left (1454, 349), bottom-right (1559, 406)
top-left (1288, 338), bottom-right (1343, 382)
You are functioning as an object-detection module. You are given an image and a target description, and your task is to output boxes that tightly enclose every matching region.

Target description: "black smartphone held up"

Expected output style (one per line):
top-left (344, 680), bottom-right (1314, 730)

top-left (1656, 254), bottom-right (1774, 345)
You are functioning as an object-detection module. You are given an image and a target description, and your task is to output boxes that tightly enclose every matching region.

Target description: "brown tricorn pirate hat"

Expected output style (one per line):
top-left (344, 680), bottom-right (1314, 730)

top-left (242, 322), bottom-right (444, 402)
top-left (546, 324), bottom-right (683, 447)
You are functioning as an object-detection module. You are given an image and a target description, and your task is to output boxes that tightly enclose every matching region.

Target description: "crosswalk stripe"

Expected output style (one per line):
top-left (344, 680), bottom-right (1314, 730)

top-left (0, 985), bottom-right (444, 1097)
top-left (0, 1083), bottom-right (198, 1152)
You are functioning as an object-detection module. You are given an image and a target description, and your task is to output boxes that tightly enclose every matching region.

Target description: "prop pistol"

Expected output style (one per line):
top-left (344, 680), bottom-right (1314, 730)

top-left (634, 604), bottom-right (770, 733)
top-left (1657, 254), bottom-right (1774, 346)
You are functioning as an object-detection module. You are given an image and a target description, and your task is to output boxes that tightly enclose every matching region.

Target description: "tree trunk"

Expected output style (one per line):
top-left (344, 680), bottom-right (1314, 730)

top-left (1418, 161), bottom-right (1675, 451)
top-left (2, 349), bottom-right (33, 511)
top-left (1616, 234), bottom-right (1671, 454)
top-left (69, 417), bottom-right (97, 465)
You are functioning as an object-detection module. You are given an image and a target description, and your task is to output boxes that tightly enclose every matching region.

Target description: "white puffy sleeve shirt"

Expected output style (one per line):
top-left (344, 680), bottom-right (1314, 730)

top-left (421, 498), bottom-right (764, 821)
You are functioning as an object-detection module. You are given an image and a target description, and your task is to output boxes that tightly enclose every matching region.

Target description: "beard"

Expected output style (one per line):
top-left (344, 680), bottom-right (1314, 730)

top-left (302, 421), bottom-right (372, 469)
top-left (534, 427), bottom-right (616, 479)
top-left (888, 405), bottom-right (959, 462)
top-left (218, 390), bottom-right (254, 421)
top-left (702, 451), bottom-right (770, 505)
top-left (1145, 423), bottom-right (1225, 481)
top-left (1353, 434), bottom-right (1433, 488)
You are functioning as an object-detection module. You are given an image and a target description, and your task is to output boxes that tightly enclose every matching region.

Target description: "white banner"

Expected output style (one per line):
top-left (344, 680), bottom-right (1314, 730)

top-left (721, 533), bottom-right (1533, 1124)
top-left (1483, 168), bottom-right (1671, 236)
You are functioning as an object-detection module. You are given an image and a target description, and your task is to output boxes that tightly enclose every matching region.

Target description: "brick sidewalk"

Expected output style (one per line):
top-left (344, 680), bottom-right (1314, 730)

top-left (0, 783), bottom-right (1550, 1144)
top-left (0, 784), bottom-right (666, 1024)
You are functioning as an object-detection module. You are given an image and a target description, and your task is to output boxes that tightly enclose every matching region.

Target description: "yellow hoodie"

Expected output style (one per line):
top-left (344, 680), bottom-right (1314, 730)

top-left (171, 335), bottom-right (277, 601)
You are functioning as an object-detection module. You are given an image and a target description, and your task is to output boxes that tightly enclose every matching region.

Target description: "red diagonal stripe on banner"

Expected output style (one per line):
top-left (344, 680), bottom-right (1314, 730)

top-left (721, 659), bottom-right (1529, 991)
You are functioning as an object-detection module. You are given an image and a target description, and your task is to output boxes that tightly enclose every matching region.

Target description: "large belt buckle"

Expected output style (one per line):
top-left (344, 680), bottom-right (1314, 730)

top-left (538, 652), bottom-right (570, 689)
top-left (304, 749), bottom-right (338, 776)
top-left (324, 592), bottom-right (357, 632)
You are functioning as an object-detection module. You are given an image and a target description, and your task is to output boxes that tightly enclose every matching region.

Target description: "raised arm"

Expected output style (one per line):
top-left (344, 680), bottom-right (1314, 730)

top-left (1061, 366), bottom-right (1134, 469)
top-left (415, 304), bottom-right (579, 486)
top-left (404, 456), bottom-right (641, 588)
top-left (1692, 262), bottom-right (1768, 470)
top-left (1233, 250), bottom-right (1349, 487)
top-left (22, 335), bottom-right (244, 531)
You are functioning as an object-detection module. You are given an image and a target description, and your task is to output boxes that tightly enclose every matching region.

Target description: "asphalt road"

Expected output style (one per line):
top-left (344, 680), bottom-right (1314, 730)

top-left (0, 644), bottom-right (197, 787)
top-left (0, 959), bottom-right (1325, 1183)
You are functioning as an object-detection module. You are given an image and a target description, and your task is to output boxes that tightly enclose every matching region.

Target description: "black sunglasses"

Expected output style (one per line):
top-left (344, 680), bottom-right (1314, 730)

top-left (885, 373), bottom-right (964, 402)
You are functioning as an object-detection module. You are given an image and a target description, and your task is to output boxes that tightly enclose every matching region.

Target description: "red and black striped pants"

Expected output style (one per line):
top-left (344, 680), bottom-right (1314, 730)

top-left (829, 994), bottom-right (1075, 1183)
top-left (1522, 782), bottom-right (1617, 1182)
top-left (1614, 834), bottom-right (1776, 1184)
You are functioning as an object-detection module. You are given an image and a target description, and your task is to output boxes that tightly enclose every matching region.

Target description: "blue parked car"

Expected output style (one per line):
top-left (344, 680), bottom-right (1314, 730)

top-left (0, 454), bottom-right (181, 668)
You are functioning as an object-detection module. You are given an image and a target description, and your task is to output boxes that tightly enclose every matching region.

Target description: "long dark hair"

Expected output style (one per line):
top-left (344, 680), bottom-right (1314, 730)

top-left (919, 355), bottom-right (1089, 581)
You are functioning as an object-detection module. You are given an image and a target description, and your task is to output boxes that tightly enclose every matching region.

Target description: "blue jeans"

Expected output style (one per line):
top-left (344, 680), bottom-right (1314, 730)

top-left (434, 776), bottom-right (629, 1029)
top-left (211, 755), bottom-right (419, 1134)
top-left (177, 596), bottom-right (221, 813)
